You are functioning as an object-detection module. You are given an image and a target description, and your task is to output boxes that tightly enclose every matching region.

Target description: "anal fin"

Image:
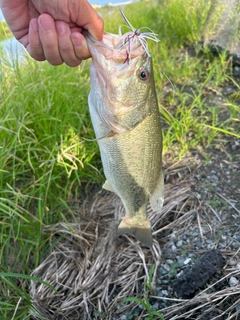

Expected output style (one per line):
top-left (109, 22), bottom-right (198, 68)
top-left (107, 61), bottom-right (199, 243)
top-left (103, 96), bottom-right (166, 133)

top-left (150, 170), bottom-right (164, 212)
top-left (102, 180), bottom-right (114, 192)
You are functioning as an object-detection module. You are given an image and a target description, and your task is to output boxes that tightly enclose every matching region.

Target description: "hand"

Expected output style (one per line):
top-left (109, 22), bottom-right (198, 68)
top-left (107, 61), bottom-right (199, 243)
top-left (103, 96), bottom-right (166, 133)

top-left (0, 0), bottom-right (103, 66)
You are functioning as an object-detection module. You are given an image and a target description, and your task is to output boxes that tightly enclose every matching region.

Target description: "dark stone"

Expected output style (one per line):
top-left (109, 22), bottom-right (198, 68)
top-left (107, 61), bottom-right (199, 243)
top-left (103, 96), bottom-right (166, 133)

top-left (172, 249), bottom-right (225, 298)
top-left (234, 66), bottom-right (240, 76)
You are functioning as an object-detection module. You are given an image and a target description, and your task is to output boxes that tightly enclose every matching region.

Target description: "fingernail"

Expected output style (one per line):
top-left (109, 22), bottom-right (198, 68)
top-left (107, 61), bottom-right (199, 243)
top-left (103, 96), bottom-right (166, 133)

top-left (56, 21), bottom-right (67, 35)
top-left (71, 33), bottom-right (82, 48)
top-left (31, 19), bottom-right (38, 32)
top-left (40, 16), bottom-right (53, 30)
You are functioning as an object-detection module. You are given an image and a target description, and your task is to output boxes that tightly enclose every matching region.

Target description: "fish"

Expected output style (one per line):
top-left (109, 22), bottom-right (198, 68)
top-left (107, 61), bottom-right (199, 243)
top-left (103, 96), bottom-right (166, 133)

top-left (85, 14), bottom-right (164, 247)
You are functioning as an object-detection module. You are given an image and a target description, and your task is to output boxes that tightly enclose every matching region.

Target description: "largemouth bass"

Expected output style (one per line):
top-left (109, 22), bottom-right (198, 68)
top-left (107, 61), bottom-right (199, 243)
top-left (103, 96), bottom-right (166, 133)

top-left (85, 17), bottom-right (164, 247)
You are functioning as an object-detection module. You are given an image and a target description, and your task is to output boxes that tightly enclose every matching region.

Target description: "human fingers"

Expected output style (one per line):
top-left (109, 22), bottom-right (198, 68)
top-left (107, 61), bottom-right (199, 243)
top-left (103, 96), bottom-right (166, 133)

top-left (72, 0), bottom-right (104, 41)
top-left (70, 32), bottom-right (91, 61)
top-left (38, 14), bottom-right (63, 66)
top-left (0, 0), bottom-right (38, 42)
top-left (27, 18), bottom-right (45, 61)
top-left (55, 21), bottom-right (82, 67)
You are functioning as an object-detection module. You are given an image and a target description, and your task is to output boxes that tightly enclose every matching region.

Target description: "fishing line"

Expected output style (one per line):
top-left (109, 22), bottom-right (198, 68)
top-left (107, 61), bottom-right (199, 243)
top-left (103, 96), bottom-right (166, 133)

top-left (119, 10), bottom-right (175, 91)
top-left (119, 10), bottom-right (159, 58)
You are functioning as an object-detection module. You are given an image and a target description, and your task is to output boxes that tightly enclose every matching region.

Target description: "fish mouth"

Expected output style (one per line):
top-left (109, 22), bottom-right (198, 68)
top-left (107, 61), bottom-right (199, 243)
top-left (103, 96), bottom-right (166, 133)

top-left (84, 31), bottom-right (145, 63)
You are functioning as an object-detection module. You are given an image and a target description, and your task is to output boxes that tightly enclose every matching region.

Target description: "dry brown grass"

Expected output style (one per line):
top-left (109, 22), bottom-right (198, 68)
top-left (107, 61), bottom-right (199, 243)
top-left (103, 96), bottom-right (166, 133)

top-left (30, 159), bottom-right (240, 320)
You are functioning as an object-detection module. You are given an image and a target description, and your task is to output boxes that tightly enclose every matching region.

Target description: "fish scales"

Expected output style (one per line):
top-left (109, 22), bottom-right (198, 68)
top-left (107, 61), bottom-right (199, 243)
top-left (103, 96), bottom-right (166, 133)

top-left (100, 109), bottom-right (162, 211)
top-left (85, 26), bottom-right (164, 247)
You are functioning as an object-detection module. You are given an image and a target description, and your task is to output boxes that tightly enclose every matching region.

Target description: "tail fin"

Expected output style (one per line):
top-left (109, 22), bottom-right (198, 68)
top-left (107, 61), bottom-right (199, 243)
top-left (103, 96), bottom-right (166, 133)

top-left (117, 217), bottom-right (153, 247)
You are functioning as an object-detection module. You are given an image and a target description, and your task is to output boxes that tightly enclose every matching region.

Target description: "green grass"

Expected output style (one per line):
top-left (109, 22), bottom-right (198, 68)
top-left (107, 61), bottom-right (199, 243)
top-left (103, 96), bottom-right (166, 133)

top-left (101, 0), bottom-right (224, 47)
top-left (0, 0), bottom-right (240, 318)
top-left (123, 264), bottom-right (165, 319)
top-left (0, 54), bottom-right (102, 319)
top-left (0, 21), bottom-right (12, 41)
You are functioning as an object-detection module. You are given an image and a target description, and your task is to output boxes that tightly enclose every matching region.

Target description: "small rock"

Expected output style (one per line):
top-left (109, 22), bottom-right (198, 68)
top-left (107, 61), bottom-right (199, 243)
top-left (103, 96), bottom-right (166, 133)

top-left (159, 266), bottom-right (168, 275)
top-left (121, 315), bottom-right (127, 320)
top-left (176, 240), bottom-right (183, 247)
top-left (177, 256), bottom-right (185, 268)
top-left (192, 232), bottom-right (199, 237)
top-left (170, 232), bottom-right (177, 240)
top-left (184, 258), bottom-right (192, 265)
top-left (151, 302), bottom-right (159, 311)
top-left (195, 239), bottom-right (202, 249)
top-left (166, 259), bottom-right (174, 265)
top-left (233, 233), bottom-right (240, 240)
top-left (161, 279), bottom-right (169, 285)
top-left (176, 270), bottom-right (184, 277)
top-left (218, 242), bottom-right (227, 249)
top-left (228, 259), bottom-right (237, 266)
top-left (167, 241), bottom-right (175, 247)
top-left (162, 263), bottom-right (171, 272)
top-left (206, 239), bottom-right (213, 244)
top-left (234, 66), bottom-right (240, 76)
top-left (232, 242), bottom-right (239, 249)
top-left (229, 277), bottom-right (239, 287)
top-left (221, 86), bottom-right (235, 95)
top-left (162, 290), bottom-right (169, 296)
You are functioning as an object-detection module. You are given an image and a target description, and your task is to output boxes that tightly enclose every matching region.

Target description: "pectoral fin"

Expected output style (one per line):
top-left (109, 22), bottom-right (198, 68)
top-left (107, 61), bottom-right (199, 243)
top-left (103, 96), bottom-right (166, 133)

top-left (150, 170), bottom-right (164, 211)
top-left (117, 217), bottom-right (153, 247)
top-left (81, 131), bottom-right (115, 142)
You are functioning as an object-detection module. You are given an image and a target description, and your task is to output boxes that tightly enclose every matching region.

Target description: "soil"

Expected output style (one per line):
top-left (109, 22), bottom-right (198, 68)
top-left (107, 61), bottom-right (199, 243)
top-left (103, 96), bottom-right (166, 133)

top-left (172, 249), bottom-right (225, 298)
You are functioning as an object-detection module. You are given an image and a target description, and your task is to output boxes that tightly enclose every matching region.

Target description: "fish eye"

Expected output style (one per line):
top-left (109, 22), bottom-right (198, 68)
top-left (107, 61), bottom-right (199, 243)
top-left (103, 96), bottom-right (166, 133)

top-left (138, 69), bottom-right (149, 81)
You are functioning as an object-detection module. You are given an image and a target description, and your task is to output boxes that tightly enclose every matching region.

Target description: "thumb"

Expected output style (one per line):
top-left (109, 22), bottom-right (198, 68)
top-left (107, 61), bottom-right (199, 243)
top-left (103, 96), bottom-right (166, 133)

top-left (71, 32), bottom-right (91, 60)
top-left (75, 1), bottom-right (104, 41)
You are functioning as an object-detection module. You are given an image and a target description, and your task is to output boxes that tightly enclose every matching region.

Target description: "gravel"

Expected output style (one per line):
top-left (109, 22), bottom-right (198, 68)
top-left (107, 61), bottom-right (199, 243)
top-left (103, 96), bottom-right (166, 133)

top-left (229, 277), bottom-right (239, 287)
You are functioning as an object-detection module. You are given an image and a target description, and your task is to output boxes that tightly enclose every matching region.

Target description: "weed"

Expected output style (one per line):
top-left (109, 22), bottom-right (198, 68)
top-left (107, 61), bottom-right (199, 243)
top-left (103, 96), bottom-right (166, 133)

top-left (0, 21), bottom-right (12, 41)
top-left (209, 198), bottom-right (228, 211)
top-left (214, 229), bottom-right (223, 242)
top-left (93, 310), bottom-right (108, 319)
top-left (168, 261), bottom-right (179, 278)
top-left (123, 265), bottom-right (165, 319)
top-left (180, 245), bottom-right (189, 257)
